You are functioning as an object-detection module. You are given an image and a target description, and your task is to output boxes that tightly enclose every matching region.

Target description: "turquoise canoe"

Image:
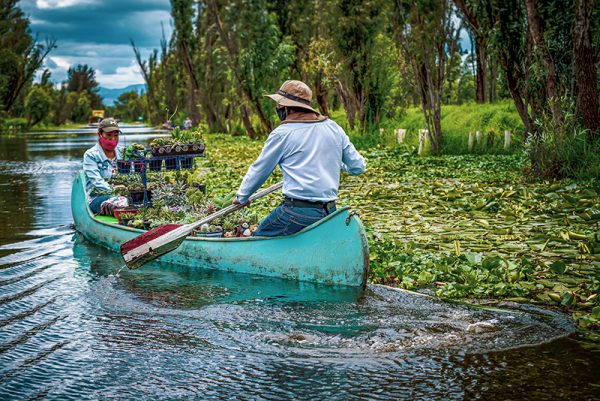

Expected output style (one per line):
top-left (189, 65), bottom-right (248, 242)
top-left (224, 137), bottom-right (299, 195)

top-left (71, 171), bottom-right (369, 287)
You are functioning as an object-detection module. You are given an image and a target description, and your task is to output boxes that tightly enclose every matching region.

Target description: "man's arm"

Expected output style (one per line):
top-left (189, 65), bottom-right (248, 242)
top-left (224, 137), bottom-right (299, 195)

top-left (236, 132), bottom-right (286, 205)
top-left (83, 152), bottom-right (112, 192)
top-left (341, 134), bottom-right (366, 175)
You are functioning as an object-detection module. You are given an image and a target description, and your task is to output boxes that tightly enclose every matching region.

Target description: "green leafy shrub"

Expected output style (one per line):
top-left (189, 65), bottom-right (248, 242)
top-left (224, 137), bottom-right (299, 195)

top-left (524, 100), bottom-right (600, 180)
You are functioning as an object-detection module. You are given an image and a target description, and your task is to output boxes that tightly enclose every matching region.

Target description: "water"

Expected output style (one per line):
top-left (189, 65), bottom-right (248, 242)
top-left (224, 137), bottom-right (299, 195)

top-left (0, 129), bottom-right (599, 400)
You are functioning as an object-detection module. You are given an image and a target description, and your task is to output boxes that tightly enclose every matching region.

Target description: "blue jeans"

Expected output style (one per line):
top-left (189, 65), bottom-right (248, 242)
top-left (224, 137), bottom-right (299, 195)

top-left (253, 203), bottom-right (336, 237)
top-left (89, 195), bottom-right (112, 214)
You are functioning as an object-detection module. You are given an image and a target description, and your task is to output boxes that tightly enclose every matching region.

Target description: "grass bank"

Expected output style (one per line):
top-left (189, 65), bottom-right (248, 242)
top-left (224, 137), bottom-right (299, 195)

top-left (333, 101), bottom-right (524, 154)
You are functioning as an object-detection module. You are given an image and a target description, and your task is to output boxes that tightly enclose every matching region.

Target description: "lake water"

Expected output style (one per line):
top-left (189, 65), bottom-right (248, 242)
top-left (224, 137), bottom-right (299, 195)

top-left (0, 128), bottom-right (599, 400)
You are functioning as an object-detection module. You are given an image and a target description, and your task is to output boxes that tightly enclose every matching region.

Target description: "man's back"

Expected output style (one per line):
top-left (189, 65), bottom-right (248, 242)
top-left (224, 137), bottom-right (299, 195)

top-left (236, 118), bottom-right (365, 204)
top-left (276, 118), bottom-right (364, 202)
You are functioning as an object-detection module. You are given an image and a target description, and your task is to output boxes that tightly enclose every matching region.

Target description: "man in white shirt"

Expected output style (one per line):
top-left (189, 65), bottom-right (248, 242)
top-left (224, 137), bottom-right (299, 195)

top-left (234, 80), bottom-right (366, 237)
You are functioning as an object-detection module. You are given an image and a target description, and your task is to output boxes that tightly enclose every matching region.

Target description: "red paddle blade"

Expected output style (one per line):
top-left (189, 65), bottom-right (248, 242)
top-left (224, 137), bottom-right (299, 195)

top-left (120, 224), bottom-right (184, 269)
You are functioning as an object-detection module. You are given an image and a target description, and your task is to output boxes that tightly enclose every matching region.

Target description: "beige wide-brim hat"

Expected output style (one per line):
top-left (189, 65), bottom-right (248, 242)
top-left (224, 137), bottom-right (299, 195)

top-left (265, 80), bottom-right (319, 113)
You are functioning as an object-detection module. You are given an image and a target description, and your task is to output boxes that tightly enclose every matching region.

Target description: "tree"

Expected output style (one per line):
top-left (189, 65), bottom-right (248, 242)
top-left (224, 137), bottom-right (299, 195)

top-left (65, 64), bottom-right (102, 108)
top-left (0, 0), bottom-right (55, 116)
top-left (453, 0), bottom-right (492, 103)
top-left (113, 90), bottom-right (145, 122)
top-left (393, 0), bottom-right (461, 155)
top-left (24, 85), bottom-right (52, 126)
top-left (132, 41), bottom-right (163, 125)
top-left (207, 0), bottom-right (295, 136)
top-left (329, 0), bottom-right (392, 130)
top-left (573, 0), bottom-right (600, 136)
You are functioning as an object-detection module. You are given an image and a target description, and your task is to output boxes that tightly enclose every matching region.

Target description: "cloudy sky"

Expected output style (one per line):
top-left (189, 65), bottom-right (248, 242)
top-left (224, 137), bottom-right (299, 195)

top-left (20, 0), bottom-right (173, 89)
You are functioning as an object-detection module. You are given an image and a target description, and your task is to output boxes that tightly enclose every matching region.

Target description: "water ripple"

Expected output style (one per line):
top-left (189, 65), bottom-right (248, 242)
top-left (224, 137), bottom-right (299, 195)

top-left (0, 231), bottom-right (596, 400)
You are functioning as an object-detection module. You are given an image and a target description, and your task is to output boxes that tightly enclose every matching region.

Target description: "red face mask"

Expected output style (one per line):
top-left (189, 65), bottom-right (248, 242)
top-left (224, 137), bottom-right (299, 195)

top-left (99, 134), bottom-right (118, 151)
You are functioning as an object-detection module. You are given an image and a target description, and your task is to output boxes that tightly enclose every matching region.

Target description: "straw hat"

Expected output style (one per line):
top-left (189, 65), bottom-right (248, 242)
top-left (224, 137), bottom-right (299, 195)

top-left (265, 80), bottom-right (318, 113)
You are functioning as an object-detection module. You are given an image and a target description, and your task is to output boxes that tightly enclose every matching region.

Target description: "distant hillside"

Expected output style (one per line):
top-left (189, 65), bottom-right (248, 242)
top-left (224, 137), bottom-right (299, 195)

top-left (98, 84), bottom-right (146, 106)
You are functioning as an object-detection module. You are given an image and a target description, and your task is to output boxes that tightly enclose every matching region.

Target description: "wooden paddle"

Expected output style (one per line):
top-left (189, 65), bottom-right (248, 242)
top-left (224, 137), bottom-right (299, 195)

top-left (120, 181), bottom-right (283, 270)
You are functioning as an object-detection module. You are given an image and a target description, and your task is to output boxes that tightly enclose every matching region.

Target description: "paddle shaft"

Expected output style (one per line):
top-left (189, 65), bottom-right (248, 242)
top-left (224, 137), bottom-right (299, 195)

top-left (121, 181), bottom-right (282, 268)
top-left (186, 181), bottom-right (283, 233)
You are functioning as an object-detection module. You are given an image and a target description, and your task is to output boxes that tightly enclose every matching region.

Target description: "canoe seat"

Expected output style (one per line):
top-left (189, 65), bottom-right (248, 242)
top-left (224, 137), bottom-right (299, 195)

top-left (95, 215), bottom-right (119, 224)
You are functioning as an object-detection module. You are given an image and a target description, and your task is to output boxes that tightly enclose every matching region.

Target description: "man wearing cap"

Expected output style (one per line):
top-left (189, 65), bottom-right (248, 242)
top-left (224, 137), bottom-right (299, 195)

top-left (83, 118), bottom-right (128, 215)
top-left (235, 80), bottom-right (366, 237)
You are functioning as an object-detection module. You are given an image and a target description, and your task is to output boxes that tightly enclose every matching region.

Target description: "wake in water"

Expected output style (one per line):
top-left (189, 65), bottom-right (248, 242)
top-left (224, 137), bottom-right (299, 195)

top-left (0, 231), bottom-right (582, 401)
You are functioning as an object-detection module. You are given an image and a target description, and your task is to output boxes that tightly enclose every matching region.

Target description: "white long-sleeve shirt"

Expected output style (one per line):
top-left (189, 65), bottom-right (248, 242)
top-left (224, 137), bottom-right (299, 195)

top-left (236, 118), bottom-right (366, 204)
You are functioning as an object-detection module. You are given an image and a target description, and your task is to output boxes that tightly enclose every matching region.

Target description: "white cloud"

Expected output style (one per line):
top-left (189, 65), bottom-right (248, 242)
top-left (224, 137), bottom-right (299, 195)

top-left (36, 0), bottom-right (95, 9)
top-left (96, 63), bottom-right (145, 88)
top-left (47, 55), bottom-right (72, 71)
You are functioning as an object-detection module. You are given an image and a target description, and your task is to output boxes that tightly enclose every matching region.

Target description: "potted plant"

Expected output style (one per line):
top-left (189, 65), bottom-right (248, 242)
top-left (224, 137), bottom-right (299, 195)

top-left (113, 207), bottom-right (138, 224)
top-left (119, 211), bottom-right (138, 226)
top-left (124, 176), bottom-right (150, 205)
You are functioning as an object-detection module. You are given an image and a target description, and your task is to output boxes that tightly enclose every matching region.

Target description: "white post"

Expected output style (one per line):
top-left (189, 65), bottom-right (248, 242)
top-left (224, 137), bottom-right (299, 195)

top-left (418, 129), bottom-right (429, 155)
top-left (396, 128), bottom-right (406, 144)
top-left (504, 130), bottom-right (511, 150)
top-left (468, 131), bottom-right (475, 152)
top-left (475, 130), bottom-right (482, 145)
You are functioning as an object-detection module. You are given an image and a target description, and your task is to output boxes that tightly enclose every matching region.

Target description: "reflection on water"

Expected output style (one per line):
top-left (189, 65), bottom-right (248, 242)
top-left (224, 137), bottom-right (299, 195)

top-left (0, 129), bottom-right (599, 400)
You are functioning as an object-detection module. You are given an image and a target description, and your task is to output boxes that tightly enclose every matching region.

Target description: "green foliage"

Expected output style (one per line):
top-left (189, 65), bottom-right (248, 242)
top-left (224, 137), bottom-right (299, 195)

top-left (0, 0), bottom-right (54, 116)
top-left (330, 0), bottom-right (391, 129)
top-left (25, 86), bottom-right (52, 126)
top-left (113, 90), bottom-right (145, 122)
top-left (64, 90), bottom-right (92, 123)
top-left (0, 117), bottom-right (27, 134)
top-left (65, 64), bottom-right (102, 108)
top-left (524, 99), bottom-right (600, 180)
top-left (171, 127), bottom-right (203, 143)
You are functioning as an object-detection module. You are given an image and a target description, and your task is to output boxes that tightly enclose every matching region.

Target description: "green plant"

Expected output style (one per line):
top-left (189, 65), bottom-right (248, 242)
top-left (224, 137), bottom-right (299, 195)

top-left (171, 126), bottom-right (203, 143)
top-left (524, 99), bottom-right (600, 180)
top-left (149, 137), bottom-right (177, 148)
top-left (123, 143), bottom-right (146, 161)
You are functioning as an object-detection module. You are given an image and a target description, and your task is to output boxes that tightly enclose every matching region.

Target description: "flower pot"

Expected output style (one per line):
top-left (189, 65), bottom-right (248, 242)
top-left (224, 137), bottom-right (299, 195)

top-left (128, 190), bottom-right (152, 205)
top-left (164, 157), bottom-right (177, 171)
top-left (149, 159), bottom-right (162, 171)
top-left (113, 207), bottom-right (138, 223)
top-left (120, 217), bottom-right (133, 226)
top-left (180, 156), bottom-right (193, 170)
top-left (117, 160), bottom-right (131, 174)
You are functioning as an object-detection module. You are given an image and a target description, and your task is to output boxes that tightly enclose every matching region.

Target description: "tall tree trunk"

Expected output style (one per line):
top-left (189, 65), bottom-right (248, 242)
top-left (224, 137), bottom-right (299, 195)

top-left (453, 0), bottom-right (486, 103)
top-left (240, 105), bottom-right (257, 139)
top-left (335, 81), bottom-right (355, 129)
top-left (314, 71), bottom-right (329, 116)
top-left (506, 70), bottom-right (534, 138)
top-left (525, 0), bottom-right (561, 121)
top-left (475, 35), bottom-right (487, 103)
top-left (488, 62), bottom-right (497, 102)
top-left (573, 0), bottom-right (600, 137)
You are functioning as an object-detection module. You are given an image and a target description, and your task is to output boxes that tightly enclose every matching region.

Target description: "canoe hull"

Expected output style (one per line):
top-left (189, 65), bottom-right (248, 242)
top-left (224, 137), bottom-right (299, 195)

top-left (71, 171), bottom-right (369, 287)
